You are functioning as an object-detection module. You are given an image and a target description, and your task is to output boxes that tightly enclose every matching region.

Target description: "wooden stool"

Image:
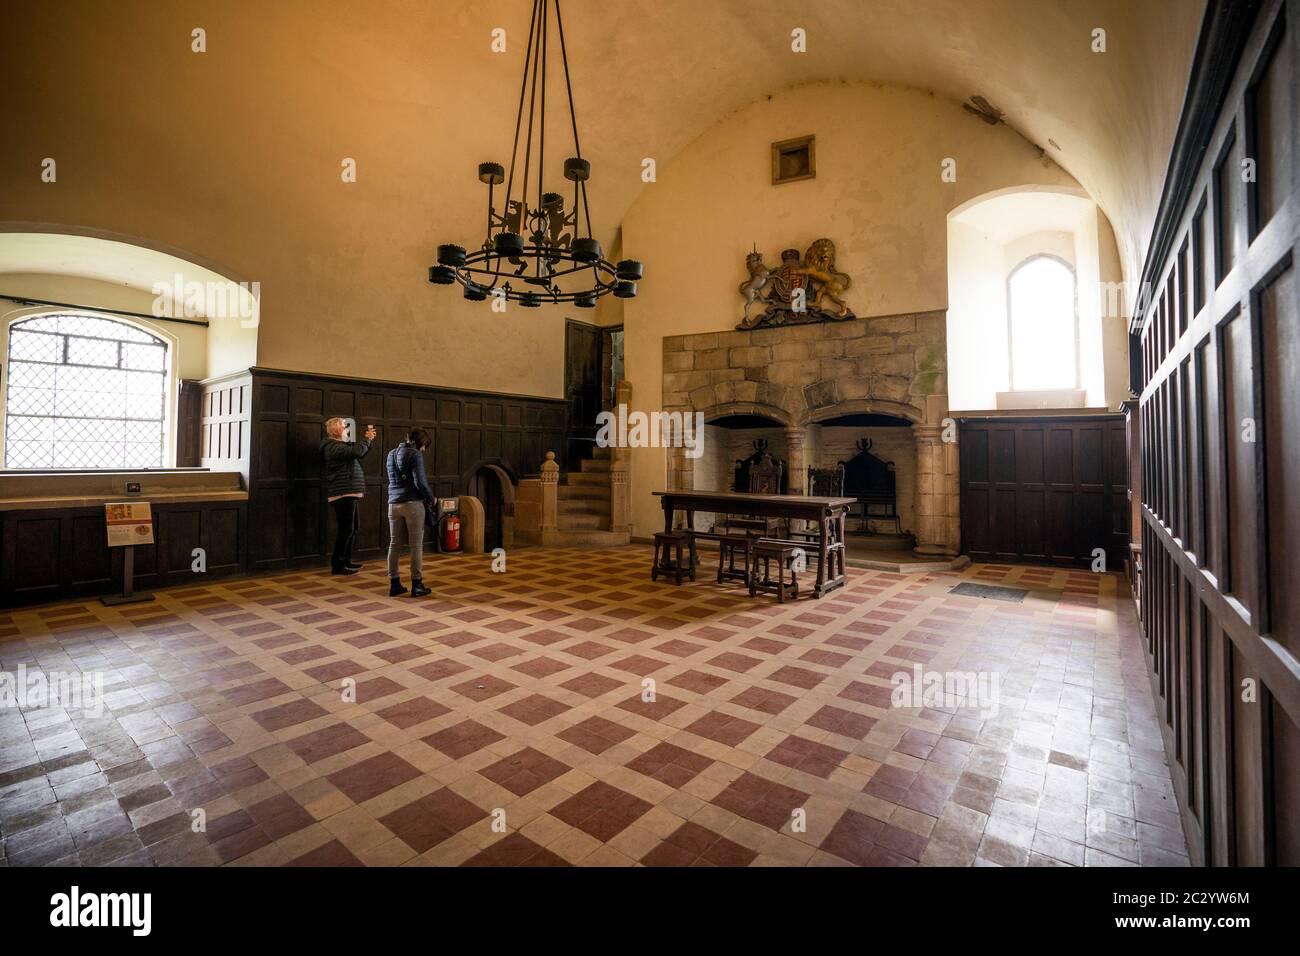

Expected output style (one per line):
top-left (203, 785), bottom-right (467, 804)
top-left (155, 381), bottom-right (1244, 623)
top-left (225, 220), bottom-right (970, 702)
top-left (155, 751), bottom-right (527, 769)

top-left (716, 533), bottom-right (752, 585)
top-left (749, 539), bottom-right (799, 603)
top-left (652, 531), bottom-right (695, 585)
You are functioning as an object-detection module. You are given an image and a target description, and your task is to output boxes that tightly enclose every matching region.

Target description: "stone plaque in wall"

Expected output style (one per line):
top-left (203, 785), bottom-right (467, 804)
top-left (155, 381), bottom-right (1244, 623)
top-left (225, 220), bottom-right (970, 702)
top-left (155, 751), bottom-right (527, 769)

top-left (737, 237), bottom-right (856, 330)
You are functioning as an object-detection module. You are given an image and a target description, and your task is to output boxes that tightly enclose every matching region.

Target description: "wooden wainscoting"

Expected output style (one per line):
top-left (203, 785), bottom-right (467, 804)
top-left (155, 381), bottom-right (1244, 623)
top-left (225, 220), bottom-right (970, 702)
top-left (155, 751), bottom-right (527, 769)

top-left (958, 415), bottom-right (1128, 567)
top-left (0, 499), bottom-right (246, 607)
top-left (244, 367), bottom-right (568, 572)
top-left (1133, 0), bottom-right (1299, 865)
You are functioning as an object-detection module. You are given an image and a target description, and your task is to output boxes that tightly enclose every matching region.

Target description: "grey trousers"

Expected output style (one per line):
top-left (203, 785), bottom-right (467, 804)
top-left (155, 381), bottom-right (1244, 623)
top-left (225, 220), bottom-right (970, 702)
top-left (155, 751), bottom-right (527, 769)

top-left (387, 501), bottom-right (426, 579)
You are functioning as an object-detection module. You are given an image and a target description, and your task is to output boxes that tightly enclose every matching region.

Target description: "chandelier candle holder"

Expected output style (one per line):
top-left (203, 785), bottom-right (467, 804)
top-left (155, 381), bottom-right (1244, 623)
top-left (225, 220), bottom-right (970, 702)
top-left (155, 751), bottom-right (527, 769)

top-left (428, 0), bottom-right (642, 308)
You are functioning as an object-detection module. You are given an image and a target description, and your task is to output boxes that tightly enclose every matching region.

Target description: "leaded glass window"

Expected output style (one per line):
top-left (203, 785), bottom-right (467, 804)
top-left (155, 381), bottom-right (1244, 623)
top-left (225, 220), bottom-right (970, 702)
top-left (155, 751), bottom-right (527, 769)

top-left (4, 314), bottom-right (169, 469)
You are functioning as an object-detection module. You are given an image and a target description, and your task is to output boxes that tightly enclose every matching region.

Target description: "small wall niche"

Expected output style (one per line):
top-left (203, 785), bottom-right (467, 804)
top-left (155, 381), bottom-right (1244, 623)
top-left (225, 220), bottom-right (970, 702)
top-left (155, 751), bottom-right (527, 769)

top-left (771, 135), bottom-right (815, 185)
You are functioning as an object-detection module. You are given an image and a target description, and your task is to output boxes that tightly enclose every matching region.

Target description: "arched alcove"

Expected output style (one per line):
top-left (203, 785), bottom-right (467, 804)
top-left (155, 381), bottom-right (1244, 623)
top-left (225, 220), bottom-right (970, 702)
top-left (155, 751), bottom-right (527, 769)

top-left (945, 188), bottom-right (1127, 411)
top-left (0, 231), bottom-right (261, 469)
top-left (460, 459), bottom-right (517, 551)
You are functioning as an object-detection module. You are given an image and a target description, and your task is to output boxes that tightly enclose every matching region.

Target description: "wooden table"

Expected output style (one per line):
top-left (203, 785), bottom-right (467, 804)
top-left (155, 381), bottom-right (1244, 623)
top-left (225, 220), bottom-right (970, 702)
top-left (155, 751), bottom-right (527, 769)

top-left (653, 490), bottom-right (855, 598)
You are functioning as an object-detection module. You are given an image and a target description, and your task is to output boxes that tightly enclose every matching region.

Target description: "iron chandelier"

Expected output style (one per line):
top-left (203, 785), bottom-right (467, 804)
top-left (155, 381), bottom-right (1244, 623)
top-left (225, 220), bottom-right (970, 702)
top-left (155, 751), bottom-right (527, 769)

top-left (428, 0), bottom-right (642, 308)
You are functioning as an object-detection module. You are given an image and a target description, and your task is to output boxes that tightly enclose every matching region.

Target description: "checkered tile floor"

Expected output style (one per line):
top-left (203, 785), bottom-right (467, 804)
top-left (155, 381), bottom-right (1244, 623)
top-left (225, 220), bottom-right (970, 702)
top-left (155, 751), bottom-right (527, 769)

top-left (0, 547), bottom-right (1189, 867)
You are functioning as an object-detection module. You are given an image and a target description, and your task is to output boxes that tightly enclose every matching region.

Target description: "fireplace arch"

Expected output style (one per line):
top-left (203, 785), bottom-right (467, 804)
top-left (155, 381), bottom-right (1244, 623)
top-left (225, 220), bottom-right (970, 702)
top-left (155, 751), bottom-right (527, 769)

top-left (803, 398), bottom-right (923, 427)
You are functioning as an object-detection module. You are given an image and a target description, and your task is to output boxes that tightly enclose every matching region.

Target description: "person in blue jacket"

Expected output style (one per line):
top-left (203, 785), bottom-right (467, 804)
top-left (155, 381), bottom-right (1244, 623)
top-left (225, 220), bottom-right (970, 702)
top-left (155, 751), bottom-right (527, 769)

top-left (385, 428), bottom-right (435, 596)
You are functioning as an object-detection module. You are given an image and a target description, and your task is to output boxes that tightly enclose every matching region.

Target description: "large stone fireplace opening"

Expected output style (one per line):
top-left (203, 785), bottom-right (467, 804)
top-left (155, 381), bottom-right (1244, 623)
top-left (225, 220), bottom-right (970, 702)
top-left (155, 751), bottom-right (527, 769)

top-left (662, 309), bottom-right (962, 561)
top-left (808, 412), bottom-right (916, 551)
top-left (693, 413), bottom-right (788, 532)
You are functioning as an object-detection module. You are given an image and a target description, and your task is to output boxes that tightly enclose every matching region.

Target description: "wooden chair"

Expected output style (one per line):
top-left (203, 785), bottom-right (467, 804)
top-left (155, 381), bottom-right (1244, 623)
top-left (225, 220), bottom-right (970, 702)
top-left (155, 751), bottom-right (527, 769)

top-left (717, 454), bottom-right (785, 539)
top-left (791, 464), bottom-right (845, 542)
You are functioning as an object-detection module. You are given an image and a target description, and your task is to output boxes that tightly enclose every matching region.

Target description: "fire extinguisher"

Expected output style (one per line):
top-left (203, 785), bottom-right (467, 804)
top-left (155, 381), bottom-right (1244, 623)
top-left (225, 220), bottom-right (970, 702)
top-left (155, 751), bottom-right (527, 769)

top-left (442, 514), bottom-right (461, 552)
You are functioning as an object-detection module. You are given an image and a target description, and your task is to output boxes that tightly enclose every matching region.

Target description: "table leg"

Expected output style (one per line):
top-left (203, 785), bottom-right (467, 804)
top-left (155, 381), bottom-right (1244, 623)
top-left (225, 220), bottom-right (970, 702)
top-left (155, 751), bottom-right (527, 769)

top-left (662, 497), bottom-right (673, 534)
top-left (839, 508), bottom-right (848, 579)
top-left (815, 512), bottom-right (828, 597)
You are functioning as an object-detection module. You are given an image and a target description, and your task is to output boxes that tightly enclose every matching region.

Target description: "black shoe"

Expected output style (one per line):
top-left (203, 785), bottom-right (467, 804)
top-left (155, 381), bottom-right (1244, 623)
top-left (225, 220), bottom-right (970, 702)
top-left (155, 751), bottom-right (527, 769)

top-left (331, 565), bottom-right (361, 576)
top-left (410, 579), bottom-right (432, 598)
top-left (389, 578), bottom-right (408, 597)
top-left (345, 562), bottom-right (363, 571)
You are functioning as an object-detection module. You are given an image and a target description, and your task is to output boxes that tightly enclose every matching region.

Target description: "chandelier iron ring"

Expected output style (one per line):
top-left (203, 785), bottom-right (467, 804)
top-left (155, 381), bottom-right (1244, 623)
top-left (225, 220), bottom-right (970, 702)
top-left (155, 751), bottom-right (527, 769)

top-left (429, 242), bottom-right (638, 307)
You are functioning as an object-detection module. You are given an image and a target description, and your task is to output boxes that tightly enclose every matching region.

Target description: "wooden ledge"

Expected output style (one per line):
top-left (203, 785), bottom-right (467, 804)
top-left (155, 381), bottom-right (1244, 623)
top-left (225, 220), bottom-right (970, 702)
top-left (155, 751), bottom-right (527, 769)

top-left (0, 490), bottom-right (249, 511)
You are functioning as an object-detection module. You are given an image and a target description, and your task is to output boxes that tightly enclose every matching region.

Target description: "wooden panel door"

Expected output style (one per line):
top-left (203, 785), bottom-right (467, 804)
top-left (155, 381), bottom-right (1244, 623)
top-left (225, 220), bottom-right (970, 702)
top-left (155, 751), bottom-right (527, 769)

top-left (564, 319), bottom-right (602, 471)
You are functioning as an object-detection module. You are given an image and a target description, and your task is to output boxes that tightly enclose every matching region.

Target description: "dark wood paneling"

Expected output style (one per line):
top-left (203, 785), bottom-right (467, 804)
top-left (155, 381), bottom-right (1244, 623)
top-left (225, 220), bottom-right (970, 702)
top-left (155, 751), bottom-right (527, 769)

top-left (959, 416), bottom-right (1128, 567)
top-left (0, 501), bottom-right (247, 607)
top-left (245, 367), bottom-right (568, 570)
top-left (1133, 0), bottom-right (1299, 866)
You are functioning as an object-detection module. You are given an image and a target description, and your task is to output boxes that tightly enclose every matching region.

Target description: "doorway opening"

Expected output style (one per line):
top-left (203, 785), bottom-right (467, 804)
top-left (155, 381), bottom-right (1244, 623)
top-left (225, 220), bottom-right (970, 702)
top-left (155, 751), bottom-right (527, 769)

top-left (564, 319), bottom-right (623, 472)
top-left (468, 465), bottom-right (505, 551)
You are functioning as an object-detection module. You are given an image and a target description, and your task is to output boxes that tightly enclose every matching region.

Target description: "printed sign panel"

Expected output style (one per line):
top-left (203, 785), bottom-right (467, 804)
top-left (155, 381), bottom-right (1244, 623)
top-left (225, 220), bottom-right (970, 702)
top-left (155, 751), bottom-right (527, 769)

top-left (105, 502), bottom-right (154, 547)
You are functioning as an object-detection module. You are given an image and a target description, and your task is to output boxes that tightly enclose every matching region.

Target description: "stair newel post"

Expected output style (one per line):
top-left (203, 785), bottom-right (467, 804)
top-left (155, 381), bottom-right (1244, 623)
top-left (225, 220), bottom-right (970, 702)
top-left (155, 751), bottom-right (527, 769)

top-left (610, 379), bottom-right (633, 534)
top-left (540, 451), bottom-right (560, 534)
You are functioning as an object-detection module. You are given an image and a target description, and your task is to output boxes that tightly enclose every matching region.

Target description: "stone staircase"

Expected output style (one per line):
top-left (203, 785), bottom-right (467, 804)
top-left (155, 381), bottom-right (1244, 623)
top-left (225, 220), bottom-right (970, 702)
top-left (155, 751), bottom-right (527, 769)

top-left (515, 446), bottom-right (630, 548)
top-left (558, 446), bottom-right (613, 531)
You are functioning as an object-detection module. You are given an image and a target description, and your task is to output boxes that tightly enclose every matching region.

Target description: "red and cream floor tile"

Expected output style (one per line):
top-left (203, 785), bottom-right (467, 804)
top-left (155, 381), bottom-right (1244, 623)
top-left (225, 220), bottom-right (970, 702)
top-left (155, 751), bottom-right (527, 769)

top-left (0, 547), bottom-right (1188, 867)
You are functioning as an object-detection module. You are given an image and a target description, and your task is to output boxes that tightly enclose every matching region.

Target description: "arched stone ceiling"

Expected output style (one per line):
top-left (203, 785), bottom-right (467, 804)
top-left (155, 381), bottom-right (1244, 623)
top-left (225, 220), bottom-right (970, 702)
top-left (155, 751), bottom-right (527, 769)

top-left (1, 0), bottom-right (1203, 312)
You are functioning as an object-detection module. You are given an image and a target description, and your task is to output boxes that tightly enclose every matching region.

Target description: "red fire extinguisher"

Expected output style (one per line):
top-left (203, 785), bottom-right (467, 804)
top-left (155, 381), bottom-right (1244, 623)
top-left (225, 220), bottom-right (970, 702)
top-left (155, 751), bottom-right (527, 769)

top-left (442, 514), bottom-right (461, 552)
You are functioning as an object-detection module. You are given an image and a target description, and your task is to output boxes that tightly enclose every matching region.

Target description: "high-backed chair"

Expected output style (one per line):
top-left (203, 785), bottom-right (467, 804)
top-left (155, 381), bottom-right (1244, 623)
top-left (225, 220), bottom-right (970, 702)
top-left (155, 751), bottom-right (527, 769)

top-left (716, 451), bottom-right (785, 538)
top-left (791, 464), bottom-right (845, 543)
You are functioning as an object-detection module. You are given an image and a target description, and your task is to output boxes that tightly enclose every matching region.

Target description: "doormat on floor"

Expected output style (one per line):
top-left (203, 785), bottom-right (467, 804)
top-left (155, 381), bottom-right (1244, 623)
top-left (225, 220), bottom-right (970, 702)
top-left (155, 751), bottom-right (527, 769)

top-left (949, 582), bottom-right (1029, 603)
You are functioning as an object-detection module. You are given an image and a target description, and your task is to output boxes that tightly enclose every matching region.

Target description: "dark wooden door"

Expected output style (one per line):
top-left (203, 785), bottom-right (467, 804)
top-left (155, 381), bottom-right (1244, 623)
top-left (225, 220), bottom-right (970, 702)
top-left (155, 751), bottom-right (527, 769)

top-left (468, 467), bottom-right (503, 551)
top-left (564, 319), bottom-right (603, 471)
top-left (176, 380), bottom-right (203, 467)
top-left (959, 416), bottom-right (1128, 567)
top-left (1132, 0), bottom-right (1299, 866)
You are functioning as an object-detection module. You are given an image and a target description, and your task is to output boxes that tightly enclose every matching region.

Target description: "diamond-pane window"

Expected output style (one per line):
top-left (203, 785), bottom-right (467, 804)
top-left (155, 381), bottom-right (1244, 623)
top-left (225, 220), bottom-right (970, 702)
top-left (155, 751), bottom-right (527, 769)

top-left (4, 314), bottom-right (169, 469)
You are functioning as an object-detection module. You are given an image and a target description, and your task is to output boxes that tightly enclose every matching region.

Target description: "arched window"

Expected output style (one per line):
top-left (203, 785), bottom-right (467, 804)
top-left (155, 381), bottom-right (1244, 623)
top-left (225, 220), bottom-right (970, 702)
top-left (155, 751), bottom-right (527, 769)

top-left (1006, 255), bottom-right (1078, 391)
top-left (4, 314), bottom-right (170, 469)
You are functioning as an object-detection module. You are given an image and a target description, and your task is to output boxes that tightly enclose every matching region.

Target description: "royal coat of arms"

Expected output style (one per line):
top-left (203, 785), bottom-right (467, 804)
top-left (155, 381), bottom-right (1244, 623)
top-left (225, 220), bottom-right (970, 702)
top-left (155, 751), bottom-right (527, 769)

top-left (737, 238), bottom-right (855, 330)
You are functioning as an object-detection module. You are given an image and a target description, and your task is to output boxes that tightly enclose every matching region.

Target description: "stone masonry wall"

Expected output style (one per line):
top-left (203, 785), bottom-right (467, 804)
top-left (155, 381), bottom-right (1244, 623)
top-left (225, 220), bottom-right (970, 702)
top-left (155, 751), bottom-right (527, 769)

top-left (662, 310), bottom-right (948, 427)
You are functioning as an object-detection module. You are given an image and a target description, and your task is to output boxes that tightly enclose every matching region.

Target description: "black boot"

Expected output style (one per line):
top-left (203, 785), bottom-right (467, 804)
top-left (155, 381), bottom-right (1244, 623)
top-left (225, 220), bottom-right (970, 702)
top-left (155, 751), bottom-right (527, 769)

top-left (331, 564), bottom-right (360, 576)
top-left (345, 561), bottom-right (363, 571)
top-left (410, 578), bottom-right (432, 598)
top-left (389, 577), bottom-right (408, 597)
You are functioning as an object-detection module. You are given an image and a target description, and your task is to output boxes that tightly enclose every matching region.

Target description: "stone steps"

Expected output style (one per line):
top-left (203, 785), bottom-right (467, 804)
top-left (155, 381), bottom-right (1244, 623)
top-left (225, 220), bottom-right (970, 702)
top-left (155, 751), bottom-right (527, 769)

top-left (564, 470), bottom-right (609, 486)
top-left (556, 448), bottom-right (614, 532)
top-left (558, 512), bottom-right (609, 530)
top-left (536, 528), bottom-right (630, 547)
top-left (558, 481), bottom-right (611, 500)
top-left (558, 497), bottom-right (610, 516)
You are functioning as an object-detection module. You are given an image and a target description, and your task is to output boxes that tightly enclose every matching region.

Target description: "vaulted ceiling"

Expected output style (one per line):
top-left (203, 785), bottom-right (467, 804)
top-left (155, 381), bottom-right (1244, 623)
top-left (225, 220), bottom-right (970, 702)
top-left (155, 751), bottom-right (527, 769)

top-left (0, 0), bottom-right (1203, 305)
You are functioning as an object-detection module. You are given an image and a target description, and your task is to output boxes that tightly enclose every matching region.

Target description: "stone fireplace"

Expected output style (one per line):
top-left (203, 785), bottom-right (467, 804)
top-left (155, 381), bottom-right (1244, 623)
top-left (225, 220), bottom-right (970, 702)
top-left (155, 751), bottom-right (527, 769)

top-left (662, 310), bottom-right (960, 556)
